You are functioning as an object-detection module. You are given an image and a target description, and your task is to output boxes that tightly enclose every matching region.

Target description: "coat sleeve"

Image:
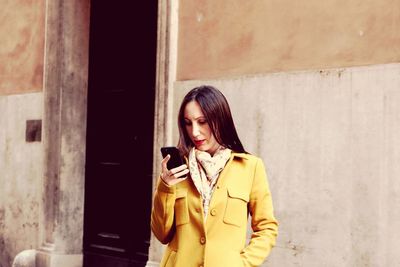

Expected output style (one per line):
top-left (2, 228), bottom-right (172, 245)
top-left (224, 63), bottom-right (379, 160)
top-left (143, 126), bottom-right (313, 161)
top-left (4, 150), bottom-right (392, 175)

top-left (241, 158), bottom-right (278, 267)
top-left (150, 176), bottom-right (176, 244)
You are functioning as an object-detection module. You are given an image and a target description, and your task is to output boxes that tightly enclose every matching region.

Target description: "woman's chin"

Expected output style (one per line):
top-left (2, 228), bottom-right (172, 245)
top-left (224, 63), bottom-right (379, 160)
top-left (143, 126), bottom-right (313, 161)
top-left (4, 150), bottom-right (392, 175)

top-left (195, 144), bottom-right (208, 151)
top-left (196, 146), bottom-right (207, 151)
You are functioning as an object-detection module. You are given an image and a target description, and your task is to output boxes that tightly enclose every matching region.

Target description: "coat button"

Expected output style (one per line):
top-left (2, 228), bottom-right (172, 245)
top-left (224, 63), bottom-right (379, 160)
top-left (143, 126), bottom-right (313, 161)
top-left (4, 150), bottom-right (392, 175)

top-left (210, 209), bottom-right (217, 216)
top-left (200, 236), bottom-right (206, 244)
top-left (195, 207), bottom-right (201, 213)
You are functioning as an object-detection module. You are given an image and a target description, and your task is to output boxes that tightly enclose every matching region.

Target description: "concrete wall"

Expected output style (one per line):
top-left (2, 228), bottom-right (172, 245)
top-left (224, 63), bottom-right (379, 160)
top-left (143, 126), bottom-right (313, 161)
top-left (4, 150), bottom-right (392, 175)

top-left (0, 1), bottom-right (45, 266)
top-left (177, 0), bottom-right (400, 80)
top-left (171, 63), bottom-right (400, 266)
top-left (0, 93), bottom-right (43, 267)
top-left (0, 0), bottom-right (45, 95)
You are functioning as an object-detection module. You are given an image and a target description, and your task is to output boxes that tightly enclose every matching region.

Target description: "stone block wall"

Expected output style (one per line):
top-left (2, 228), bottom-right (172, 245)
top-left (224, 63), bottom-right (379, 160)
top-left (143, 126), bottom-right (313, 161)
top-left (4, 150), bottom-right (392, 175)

top-left (0, 93), bottom-right (43, 267)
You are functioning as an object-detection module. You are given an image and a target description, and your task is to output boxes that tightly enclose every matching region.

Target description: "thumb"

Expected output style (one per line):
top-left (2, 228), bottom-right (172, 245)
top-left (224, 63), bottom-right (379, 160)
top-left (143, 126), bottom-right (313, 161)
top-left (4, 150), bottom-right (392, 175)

top-left (161, 154), bottom-right (171, 169)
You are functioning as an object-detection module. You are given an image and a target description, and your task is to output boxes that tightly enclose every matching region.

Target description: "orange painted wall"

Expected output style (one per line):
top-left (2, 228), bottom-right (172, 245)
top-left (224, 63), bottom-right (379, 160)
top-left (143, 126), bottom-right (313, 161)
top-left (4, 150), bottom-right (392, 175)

top-left (0, 0), bottom-right (45, 95)
top-left (177, 0), bottom-right (400, 80)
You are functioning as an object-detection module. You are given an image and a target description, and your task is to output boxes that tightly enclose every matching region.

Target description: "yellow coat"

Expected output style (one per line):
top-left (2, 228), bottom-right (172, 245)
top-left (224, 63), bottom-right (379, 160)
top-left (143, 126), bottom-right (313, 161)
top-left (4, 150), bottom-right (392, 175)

top-left (151, 153), bottom-right (278, 267)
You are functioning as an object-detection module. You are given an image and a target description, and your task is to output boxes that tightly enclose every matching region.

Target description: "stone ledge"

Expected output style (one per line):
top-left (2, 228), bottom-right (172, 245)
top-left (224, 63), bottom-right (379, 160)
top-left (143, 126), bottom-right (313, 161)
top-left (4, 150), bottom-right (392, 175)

top-left (35, 250), bottom-right (82, 267)
top-left (145, 261), bottom-right (160, 267)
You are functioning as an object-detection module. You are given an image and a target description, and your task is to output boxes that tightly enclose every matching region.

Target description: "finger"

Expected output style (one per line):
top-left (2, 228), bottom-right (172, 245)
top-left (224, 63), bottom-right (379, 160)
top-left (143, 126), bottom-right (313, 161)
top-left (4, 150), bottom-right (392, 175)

top-left (170, 164), bottom-right (188, 173)
top-left (174, 169), bottom-right (189, 179)
top-left (161, 154), bottom-right (171, 169)
top-left (168, 174), bottom-right (188, 185)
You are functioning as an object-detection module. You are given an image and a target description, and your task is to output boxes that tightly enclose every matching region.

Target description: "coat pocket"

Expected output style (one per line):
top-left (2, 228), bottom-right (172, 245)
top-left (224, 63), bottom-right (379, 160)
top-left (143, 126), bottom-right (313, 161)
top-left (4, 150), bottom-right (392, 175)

top-left (174, 189), bottom-right (189, 226)
top-left (223, 187), bottom-right (249, 227)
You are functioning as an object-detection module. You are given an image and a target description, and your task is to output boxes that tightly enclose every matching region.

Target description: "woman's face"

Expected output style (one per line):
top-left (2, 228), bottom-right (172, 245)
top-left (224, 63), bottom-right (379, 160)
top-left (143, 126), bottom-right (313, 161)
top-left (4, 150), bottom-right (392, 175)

top-left (184, 100), bottom-right (220, 155)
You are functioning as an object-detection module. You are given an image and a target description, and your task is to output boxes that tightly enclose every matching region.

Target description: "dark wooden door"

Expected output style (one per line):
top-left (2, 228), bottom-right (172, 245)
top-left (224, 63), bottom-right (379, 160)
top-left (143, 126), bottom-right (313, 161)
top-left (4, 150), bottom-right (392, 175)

top-left (83, 1), bottom-right (157, 266)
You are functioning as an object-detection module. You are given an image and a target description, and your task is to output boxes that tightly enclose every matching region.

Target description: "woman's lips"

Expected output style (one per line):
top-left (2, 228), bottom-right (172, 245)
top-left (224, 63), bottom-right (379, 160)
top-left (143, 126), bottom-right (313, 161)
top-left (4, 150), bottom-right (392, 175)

top-left (194, 140), bottom-right (205, 146)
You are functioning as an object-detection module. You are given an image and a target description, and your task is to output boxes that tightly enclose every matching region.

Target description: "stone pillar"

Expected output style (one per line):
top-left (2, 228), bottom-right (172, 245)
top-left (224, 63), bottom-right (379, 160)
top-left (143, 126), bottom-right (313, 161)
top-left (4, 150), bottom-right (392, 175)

top-left (146, 0), bottom-right (179, 265)
top-left (35, 0), bottom-right (90, 266)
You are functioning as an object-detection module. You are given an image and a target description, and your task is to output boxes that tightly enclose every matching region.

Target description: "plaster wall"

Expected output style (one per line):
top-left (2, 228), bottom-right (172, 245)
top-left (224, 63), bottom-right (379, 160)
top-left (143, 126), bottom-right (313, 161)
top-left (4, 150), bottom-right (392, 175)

top-left (0, 93), bottom-right (43, 267)
top-left (0, 0), bottom-right (45, 95)
top-left (178, 0), bottom-right (400, 80)
top-left (170, 63), bottom-right (400, 266)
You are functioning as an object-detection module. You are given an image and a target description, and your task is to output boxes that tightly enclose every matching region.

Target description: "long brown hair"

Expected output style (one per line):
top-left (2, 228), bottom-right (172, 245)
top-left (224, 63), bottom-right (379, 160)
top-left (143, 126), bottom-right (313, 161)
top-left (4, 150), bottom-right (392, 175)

top-left (177, 85), bottom-right (246, 156)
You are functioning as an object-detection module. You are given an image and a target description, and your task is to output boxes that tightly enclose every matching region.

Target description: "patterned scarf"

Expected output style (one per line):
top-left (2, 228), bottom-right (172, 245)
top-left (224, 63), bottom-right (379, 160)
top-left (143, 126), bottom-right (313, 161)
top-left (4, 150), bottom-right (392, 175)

top-left (188, 146), bottom-right (231, 220)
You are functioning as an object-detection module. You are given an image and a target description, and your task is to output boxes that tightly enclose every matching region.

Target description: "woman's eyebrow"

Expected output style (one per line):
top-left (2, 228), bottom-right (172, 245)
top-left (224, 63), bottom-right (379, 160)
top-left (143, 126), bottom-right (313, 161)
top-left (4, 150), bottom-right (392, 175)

top-left (184, 116), bottom-right (205, 121)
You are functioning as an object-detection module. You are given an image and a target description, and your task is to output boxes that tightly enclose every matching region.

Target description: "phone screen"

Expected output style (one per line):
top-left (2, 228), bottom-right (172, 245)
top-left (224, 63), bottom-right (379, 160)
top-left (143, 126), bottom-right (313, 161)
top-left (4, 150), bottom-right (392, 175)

top-left (160, 146), bottom-right (185, 170)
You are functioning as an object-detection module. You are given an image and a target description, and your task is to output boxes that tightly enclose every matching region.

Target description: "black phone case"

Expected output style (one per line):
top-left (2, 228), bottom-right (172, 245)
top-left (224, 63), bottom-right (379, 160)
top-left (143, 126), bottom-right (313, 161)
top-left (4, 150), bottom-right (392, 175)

top-left (160, 146), bottom-right (184, 170)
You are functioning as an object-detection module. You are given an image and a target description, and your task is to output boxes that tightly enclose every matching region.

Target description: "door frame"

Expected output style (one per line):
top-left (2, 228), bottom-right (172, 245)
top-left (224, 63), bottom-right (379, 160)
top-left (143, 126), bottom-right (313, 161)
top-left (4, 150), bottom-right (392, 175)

top-left (152, 0), bottom-right (179, 182)
top-left (146, 0), bottom-right (179, 266)
top-left (38, 0), bottom-right (178, 266)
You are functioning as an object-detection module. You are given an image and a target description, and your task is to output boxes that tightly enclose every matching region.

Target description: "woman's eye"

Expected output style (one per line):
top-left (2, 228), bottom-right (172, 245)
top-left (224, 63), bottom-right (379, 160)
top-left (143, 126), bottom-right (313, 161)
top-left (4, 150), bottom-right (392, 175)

top-left (184, 121), bottom-right (192, 126)
top-left (198, 120), bottom-right (207, 125)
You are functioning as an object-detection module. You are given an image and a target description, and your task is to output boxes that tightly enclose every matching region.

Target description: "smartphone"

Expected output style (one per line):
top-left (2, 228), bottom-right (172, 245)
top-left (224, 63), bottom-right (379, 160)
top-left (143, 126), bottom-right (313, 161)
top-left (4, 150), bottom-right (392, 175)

top-left (160, 146), bottom-right (185, 170)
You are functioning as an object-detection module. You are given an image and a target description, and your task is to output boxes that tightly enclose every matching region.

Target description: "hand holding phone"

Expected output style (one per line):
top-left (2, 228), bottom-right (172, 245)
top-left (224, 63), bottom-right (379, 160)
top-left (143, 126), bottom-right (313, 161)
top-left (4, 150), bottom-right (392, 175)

top-left (160, 146), bottom-right (188, 184)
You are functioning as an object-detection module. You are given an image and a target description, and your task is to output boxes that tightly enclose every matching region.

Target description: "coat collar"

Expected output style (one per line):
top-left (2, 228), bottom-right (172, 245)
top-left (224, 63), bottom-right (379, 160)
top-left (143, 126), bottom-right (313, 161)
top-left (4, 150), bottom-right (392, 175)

top-left (231, 152), bottom-right (250, 160)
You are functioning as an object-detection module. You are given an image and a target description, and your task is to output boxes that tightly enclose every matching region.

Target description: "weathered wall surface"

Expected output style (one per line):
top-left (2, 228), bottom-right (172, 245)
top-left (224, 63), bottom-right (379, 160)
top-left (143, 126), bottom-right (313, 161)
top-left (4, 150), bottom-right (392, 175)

top-left (0, 0), bottom-right (89, 266)
top-left (167, 2), bottom-right (400, 265)
top-left (0, 1), bottom-right (46, 266)
top-left (172, 63), bottom-right (400, 266)
top-left (177, 0), bottom-right (400, 80)
top-left (0, 0), bottom-right (45, 95)
top-left (0, 93), bottom-right (43, 267)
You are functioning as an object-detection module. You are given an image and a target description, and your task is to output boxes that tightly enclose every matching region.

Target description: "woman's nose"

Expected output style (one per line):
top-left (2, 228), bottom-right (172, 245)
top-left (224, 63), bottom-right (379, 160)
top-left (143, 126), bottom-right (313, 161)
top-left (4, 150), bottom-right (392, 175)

top-left (192, 123), bottom-right (200, 137)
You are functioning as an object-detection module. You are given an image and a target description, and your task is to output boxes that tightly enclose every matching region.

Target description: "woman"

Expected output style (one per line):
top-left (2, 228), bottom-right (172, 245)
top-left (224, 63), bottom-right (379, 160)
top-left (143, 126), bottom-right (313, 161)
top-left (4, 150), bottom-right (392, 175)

top-left (151, 85), bottom-right (278, 267)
